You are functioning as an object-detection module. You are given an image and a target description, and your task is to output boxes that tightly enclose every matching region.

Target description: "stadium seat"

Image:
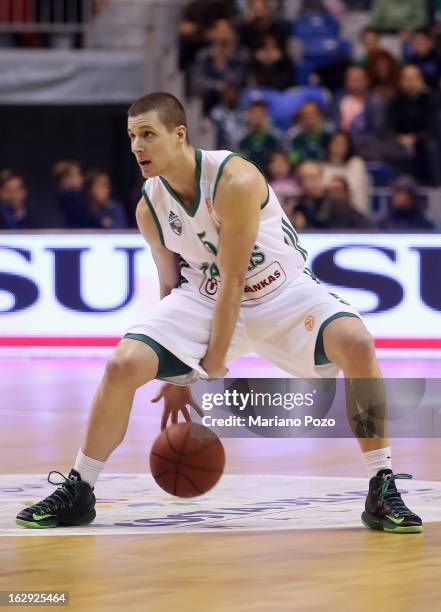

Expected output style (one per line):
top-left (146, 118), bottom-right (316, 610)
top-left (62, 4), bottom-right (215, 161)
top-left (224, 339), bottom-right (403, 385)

top-left (301, 37), bottom-right (352, 69)
top-left (296, 61), bottom-right (315, 86)
top-left (240, 87), bottom-right (329, 130)
top-left (292, 13), bottom-right (340, 38)
top-left (366, 161), bottom-right (397, 187)
top-left (402, 40), bottom-right (413, 61)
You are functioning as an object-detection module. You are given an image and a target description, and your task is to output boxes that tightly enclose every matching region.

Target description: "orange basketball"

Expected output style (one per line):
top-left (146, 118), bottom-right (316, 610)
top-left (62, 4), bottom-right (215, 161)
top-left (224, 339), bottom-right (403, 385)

top-left (149, 422), bottom-right (225, 497)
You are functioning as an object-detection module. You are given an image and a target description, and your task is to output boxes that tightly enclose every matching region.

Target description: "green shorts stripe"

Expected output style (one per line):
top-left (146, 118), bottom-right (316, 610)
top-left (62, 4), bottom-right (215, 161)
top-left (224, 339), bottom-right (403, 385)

top-left (123, 333), bottom-right (192, 379)
top-left (314, 312), bottom-right (360, 365)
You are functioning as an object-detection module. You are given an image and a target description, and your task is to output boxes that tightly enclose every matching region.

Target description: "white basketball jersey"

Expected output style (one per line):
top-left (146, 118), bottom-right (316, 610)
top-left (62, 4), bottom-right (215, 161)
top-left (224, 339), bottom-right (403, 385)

top-left (142, 148), bottom-right (307, 305)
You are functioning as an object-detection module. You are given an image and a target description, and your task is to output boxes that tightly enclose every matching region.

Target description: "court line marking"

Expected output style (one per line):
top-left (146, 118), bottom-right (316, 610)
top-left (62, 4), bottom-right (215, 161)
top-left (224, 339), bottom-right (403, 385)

top-left (2, 474), bottom-right (440, 537)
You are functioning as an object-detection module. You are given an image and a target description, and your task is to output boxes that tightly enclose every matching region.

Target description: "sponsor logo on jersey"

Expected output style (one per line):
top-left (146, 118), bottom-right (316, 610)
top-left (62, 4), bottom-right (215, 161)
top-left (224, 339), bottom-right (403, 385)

top-left (168, 211), bottom-right (182, 236)
top-left (205, 198), bottom-right (214, 214)
top-left (304, 315), bottom-right (315, 331)
top-left (243, 261), bottom-right (287, 301)
top-left (199, 261), bottom-right (287, 301)
top-left (204, 277), bottom-right (219, 296)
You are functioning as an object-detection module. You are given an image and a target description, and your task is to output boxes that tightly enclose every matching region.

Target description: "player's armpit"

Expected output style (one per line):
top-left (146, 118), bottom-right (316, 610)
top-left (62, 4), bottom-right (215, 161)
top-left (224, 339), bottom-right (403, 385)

top-left (136, 197), bottom-right (180, 298)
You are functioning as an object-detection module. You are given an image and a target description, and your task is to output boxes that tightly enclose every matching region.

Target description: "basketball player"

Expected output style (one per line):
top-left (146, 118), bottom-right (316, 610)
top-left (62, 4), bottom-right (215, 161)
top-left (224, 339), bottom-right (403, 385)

top-left (16, 93), bottom-right (422, 533)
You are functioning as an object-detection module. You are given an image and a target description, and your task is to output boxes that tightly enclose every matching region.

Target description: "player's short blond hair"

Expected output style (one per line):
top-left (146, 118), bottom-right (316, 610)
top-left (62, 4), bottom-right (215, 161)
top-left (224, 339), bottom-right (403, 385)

top-left (128, 92), bottom-right (188, 141)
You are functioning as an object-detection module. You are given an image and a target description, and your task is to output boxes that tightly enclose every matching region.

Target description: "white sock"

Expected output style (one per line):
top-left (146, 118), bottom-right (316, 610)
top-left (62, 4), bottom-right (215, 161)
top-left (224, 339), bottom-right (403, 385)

top-left (363, 446), bottom-right (392, 480)
top-left (73, 449), bottom-right (105, 487)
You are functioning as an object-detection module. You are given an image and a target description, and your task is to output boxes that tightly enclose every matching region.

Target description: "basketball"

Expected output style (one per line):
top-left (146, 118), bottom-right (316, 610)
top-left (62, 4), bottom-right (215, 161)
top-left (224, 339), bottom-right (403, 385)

top-left (149, 422), bottom-right (226, 497)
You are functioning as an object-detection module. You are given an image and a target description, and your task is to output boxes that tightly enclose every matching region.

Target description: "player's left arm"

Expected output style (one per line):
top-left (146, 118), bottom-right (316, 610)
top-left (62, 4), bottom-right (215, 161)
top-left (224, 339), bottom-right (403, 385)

top-left (201, 157), bottom-right (267, 377)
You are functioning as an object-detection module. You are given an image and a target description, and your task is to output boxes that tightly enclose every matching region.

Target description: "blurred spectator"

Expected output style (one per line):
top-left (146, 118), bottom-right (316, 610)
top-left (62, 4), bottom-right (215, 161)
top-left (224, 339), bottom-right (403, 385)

top-left (266, 151), bottom-right (299, 212)
top-left (322, 131), bottom-right (371, 214)
top-left (369, 0), bottom-right (429, 33)
top-left (210, 83), bottom-right (247, 150)
top-left (366, 49), bottom-right (401, 101)
top-left (237, 0), bottom-right (290, 52)
top-left (178, 0), bottom-right (235, 72)
top-left (379, 175), bottom-right (434, 230)
top-left (0, 171), bottom-right (37, 229)
top-left (53, 160), bottom-right (93, 229)
top-left (327, 175), bottom-right (370, 229)
top-left (405, 29), bottom-right (441, 90)
top-left (84, 171), bottom-right (128, 229)
top-left (356, 28), bottom-right (382, 65)
top-left (54, 160), bottom-right (83, 191)
top-left (248, 34), bottom-right (296, 90)
top-left (239, 101), bottom-right (281, 171)
top-left (294, 161), bottom-right (369, 229)
top-left (288, 101), bottom-right (333, 165)
top-left (332, 65), bottom-right (384, 137)
top-left (327, 176), bottom-right (352, 206)
top-left (191, 19), bottom-right (248, 115)
top-left (386, 65), bottom-right (441, 186)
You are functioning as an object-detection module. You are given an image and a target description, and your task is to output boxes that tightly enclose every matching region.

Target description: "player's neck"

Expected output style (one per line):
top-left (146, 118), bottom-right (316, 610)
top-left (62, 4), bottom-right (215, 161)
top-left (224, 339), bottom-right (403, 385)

top-left (161, 145), bottom-right (198, 207)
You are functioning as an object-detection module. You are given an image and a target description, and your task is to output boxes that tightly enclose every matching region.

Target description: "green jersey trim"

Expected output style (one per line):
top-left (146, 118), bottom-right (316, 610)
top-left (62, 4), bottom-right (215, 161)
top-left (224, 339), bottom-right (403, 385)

top-left (213, 153), bottom-right (270, 210)
top-left (281, 218), bottom-right (308, 261)
top-left (142, 186), bottom-right (165, 247)
top-left (213, 152), bottom-right (237, 202)
top-left (159, 147), bottom-right (202, 217)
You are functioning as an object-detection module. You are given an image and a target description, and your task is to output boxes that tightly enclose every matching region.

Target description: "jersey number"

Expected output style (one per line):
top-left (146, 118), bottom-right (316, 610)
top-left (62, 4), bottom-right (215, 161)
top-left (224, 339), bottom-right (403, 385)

top-left (198, 232), bottom-right (265, 277)
top-left (197, 231), bottom-right (218, 255)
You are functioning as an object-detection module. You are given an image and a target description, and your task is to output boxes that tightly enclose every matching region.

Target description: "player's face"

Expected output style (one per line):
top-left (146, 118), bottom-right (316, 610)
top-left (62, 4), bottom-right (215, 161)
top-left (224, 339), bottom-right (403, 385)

top-left (128, 111), bottom-right (185, 178)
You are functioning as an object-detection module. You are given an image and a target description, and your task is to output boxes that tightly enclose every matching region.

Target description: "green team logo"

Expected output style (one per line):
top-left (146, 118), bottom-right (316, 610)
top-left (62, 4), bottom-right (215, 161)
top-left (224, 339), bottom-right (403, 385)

top-left (248, 246), bottom-right (265, 271)
top-left (168, 211), bottom-right (182, 236)
top-left (197, 231), bottom-right (266, 276)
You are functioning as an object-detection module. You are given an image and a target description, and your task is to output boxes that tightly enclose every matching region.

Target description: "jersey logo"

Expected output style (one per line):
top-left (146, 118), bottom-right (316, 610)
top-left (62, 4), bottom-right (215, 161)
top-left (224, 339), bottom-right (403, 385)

top-left (198, 261), bottom-right (286, 302)
top-left (168, 211), bottom-right (182, 236)
top-left (243, 261), bottom-right (287, 301)
top-left (304, 315), bottom-right (315, 331)
top-left (204, 277), bottom-right (219, 296)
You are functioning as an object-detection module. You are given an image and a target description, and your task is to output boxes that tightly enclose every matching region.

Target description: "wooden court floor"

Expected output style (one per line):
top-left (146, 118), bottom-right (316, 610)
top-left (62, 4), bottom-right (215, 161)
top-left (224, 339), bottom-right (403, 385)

top-left (1, 358), bottom-right (440, 612)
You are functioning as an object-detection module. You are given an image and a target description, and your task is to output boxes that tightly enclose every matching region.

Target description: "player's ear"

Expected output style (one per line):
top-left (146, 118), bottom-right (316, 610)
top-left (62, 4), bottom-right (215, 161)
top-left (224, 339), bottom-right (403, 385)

top-left (176, 125), bottom-right (187, 143)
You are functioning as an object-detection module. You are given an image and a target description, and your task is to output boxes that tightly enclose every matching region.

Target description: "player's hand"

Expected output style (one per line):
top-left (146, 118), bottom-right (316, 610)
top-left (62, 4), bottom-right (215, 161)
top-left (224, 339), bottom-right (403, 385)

top-left (151, 383), bottom-right (203, 431)
top-left (200, 356), bottom-right (228, 378)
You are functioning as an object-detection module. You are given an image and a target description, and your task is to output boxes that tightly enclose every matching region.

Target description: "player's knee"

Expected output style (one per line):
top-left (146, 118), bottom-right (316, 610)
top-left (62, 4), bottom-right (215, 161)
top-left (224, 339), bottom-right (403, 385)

top-left (343, 332), bottom-right (376, 365)
top-left (104, 354), bottom-right (143, 388)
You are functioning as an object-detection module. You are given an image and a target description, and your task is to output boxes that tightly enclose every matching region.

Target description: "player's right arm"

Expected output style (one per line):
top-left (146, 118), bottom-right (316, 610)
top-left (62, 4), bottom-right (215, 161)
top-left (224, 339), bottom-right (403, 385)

top-left (136, 197), bottom-right (196, 429)
top-left (136, 197), bottom-right (180, 299)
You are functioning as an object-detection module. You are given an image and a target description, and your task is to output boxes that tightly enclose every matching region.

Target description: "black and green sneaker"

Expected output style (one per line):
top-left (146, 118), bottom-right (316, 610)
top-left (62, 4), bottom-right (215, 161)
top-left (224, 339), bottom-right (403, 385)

top-left (362, 469), bottom-right (423, 534)
top-left (16, 469), bottom-right (96, 529)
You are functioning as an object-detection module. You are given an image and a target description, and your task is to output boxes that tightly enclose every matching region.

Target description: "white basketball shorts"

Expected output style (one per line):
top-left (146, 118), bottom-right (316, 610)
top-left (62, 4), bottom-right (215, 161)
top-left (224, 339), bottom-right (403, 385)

top-left (125, 271), bottom-right (361, 381)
